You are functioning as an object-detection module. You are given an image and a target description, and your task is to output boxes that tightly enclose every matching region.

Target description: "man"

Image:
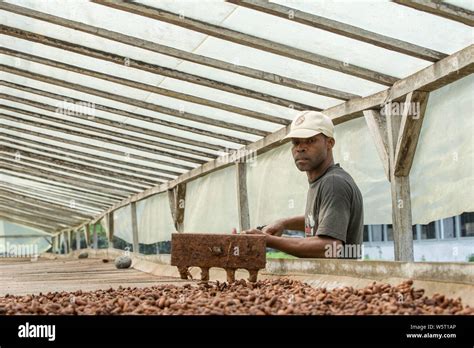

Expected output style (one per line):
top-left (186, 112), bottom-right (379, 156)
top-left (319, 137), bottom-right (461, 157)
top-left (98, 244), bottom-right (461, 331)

top-left (245, 111), bottom-right (364, 258)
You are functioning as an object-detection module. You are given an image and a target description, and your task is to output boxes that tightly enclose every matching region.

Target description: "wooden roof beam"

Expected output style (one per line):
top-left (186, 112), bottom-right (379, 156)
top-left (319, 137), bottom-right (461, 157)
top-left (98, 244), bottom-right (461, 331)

top-left (1, 142), bottom-right (162, 185)
top-left (0, 184), bottom-right (108, 213)
top-left (0, 151), bottom-right (152, 191)
top-left (228, 0), bottom-right (447, 62)
top-left (0, 109), bottom-right (198, 170)
top-left (0, 168), bottom-right (127, 201)
top-left (0, 157), bottom-right (141, 196)
top-left (0, 188), bottom-right (97, 218)
top-left (89, 43), bottom-right (474, 222)
top-left (93, 0), bottom-right (398, 85)
top-left (0, 172), bottom-right (121, 206)
top-left (0, 198), bottom-right (84, 226)
top-left (0, 24), bottom-right (317, 111)
top-left (0, 61), bottom-right (268, 139)
top-left (0, 133), bottom-right (180, 179)
top-left (0, 123), bottom-right (190, 175)
top-left (0, 48), bottom-right (307, 125)
top-left (0, 79), bottom-right (228, 154)
top-left (323, 44), bottom-right (474, 121)
top-left (0, 2), bottom-right (357, 100)
top-left (0, 214), bottom-right (57, 233)
top-left (0, 95), bottom-right (211, 164)
top-left (393, 0), bottom-right (474, 26)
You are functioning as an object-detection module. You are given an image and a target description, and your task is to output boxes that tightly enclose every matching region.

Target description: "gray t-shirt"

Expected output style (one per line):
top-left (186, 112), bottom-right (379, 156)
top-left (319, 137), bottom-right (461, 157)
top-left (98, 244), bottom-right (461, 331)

top-left (304, 163), bottom-right (363, 250)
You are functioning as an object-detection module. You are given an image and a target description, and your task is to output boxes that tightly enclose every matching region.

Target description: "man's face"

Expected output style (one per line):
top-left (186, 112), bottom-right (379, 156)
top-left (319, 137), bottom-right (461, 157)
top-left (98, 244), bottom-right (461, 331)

top-left (291, 134), bottom-right (333, 172)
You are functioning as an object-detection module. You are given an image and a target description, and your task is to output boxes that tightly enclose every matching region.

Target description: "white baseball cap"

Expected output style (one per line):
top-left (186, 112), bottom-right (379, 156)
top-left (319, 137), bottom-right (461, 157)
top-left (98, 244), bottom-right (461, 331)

top-left (284, 111), bottom-right (334, 139)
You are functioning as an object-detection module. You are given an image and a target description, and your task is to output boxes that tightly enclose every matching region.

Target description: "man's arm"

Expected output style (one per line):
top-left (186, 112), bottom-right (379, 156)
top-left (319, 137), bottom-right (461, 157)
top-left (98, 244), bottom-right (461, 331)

top-left (266, 234), bottom-right (342, 258)
top-left (258, 215), bottom-right (305, 236)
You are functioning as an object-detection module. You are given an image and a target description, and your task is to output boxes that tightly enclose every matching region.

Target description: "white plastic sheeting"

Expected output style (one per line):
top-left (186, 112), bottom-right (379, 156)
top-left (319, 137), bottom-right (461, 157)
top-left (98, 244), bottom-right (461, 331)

top-left (137, 192), bottom-right (175, 244)
top-left (1, 0), bottom-right (473, 237)
top-left (112, 204), bottom-right (133, 244)
top-left (410, 74), bottom-right (474, 224)
top-left (247, 74), bottom-right (474, 227)
top-left (246, 123), bottom-right (392, 227)
top-left (332, 118), bottom-right (392, 225)
top-left (0, 220), bottom-right (51, 255)
top-left (247, 143), bottom-right (308, 227)
top-left (184, 164), bottom-right (239, 233)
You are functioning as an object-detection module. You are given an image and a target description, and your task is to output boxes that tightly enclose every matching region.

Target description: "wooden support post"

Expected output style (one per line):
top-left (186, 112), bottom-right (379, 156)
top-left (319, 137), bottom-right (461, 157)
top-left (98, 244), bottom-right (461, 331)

top-left (58, 234), bottom-right (62, 254)
top-left (93, 223), bottom-right (98, 250)
top-left (66, 230), bottom-right (71, 254)
top-left (168, 183), bottom-right (186, 232)
top-left (389, 175), bottom-right (414, 260)
top-left (363, 110), bottom-right (390, 180)
top-left (75, 230), bottom-right (80, 250)
top-left (85, 224), bottom-right (90, 247)
top-left (236, 162), bottom-right (250, 231)
top-left (363, 91), bottom-right (429, 261)
top-left (56, 235), bottom-right (60, 254)
top-left (386, 99), bottom-right (413, 260)
top-left (393, 91), bottom-right (429, 176)
top-left (107, 211), bottom-right (114, 248)
top-left (131, 202), bottom-right (139, 254)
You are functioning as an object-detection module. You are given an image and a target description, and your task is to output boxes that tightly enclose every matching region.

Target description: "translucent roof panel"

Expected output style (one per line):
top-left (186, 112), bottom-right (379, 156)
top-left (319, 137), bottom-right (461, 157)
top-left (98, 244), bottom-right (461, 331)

top-left (139, 0), bottom-right (433, 77)
top-left (1, 0), bottom-right (472, 233)
top-left (271, 0), bottom-right (473, 54)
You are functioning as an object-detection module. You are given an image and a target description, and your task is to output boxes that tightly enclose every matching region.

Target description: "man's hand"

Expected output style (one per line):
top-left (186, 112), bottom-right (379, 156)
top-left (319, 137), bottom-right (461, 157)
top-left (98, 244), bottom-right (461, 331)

top-left (260, 220), bottom-right (286, 236)
top-left (241, 215), bottom-right (304, 236)
top-left (243, 228), bottom-right (264, 235)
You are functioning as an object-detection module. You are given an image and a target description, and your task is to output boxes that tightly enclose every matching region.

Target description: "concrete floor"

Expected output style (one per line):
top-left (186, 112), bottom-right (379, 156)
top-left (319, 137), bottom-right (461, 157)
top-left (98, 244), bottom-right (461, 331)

top-left (0, 257), bottom-right (190, 296)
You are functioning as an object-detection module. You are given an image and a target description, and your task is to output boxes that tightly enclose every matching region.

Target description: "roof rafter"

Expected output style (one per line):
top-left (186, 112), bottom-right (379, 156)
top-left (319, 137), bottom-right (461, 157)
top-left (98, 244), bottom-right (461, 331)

top-left (0, 93), bottom-right (217, 161)
top-left (0, 168), bottom-right (127, 201)
top-left (0, 79), bottom-right (228, 154)
top-left (0, 123), bottom-right (191, 174)
top-left (92, 0), bottom-right (398, 85)
top-left (0, 202), bottom-right (82, 226)
top-left (0, 60), bottom-right (302, 133)
top-left (88, 42), bottom-right (474, 224)
top-left (0, 188), bottom-right (97, 218)
top-left (0, 158), bottom-right (139, 197)
top-left (393, 0), bottom-right (474, 26)
top-left (0, 2), bottom-right (358, 100)
top-left (1, 143), bottom-right (162, 185)
top-left (0, 62), bottom-right (270, 139)
top-left (228, 0), bottom-right (447, 62)
top-left (0, 184), bottom-right (108, 213)
top-left (0, 214), bottom-right (57, 233)
top-left (0, 151), bottom-right (152, 191)
top-left (0, 175), bottom-right (119, 207)
top-left (0, 62), bottom-right (250, 147)
top-left (0, 24), bottom-right (319, 112)
top-left (0, 109), bottom-right (201, 169)
top-left (0, 133), bottom-right (179, 179)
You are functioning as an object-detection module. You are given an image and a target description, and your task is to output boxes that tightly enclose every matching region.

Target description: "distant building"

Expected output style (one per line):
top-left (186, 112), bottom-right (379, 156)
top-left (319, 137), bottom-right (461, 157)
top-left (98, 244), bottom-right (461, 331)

top-left (363, 212), bottom-right (474, 262)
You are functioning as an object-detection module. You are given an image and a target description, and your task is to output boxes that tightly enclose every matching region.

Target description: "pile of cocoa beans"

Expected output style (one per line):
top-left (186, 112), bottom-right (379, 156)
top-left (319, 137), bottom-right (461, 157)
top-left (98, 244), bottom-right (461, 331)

top-left (0, 279), bottom-right (472, 315)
